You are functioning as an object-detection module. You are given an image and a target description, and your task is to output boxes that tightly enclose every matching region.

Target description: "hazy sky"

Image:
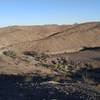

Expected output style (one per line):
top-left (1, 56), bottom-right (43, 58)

top-left (0, 0), bottom-right (100, 26)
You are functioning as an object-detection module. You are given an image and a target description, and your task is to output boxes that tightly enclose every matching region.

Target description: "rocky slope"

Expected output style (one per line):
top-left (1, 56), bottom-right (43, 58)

top-left (0, 22), bottom-right (100, 100)
top-left (0, 22), bottom-right (100, 54)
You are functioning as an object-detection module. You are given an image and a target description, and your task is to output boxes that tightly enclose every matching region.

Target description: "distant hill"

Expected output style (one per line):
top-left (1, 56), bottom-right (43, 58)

top-left (0, 22), bottom-right (100, 54)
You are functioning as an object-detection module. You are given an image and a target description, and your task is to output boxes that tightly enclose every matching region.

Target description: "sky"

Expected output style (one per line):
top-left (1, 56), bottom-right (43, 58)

top-left (0, 0), bottom-right (100, 26)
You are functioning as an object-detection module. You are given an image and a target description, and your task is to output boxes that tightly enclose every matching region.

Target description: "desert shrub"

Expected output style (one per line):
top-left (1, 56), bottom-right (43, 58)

top-left (70, 63), bottom-right (95, 83)
top-left (23, 51), bottom-right (48, 62)
top-left (23, 51), bottom-right (38, 58)
top-left (24, 75), bottom-right (33, 82)
top-left (50, 57), bottom-right (95, 82)
top-left (20, 55), bottom-right (32, 63)
top-left (41, 63), bottom-right (51, 68)
top-left (40, 53), bottom-right (49, 61)
top-left (3, 50), bottom-right (16, 58)
top-left (51, 57), bottom-right (72, 75)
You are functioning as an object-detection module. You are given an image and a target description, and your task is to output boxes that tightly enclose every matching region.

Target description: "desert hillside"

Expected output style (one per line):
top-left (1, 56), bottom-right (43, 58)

top-left (0, 22), bottom-right (100, 100)
top-left (0, 25), bottom-right (71, 48)
top-left (0, 22), bottom-right (100, 54)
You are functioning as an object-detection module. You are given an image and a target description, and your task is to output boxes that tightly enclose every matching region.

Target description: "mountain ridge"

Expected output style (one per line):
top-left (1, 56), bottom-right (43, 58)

top-left (0, 22), bottom-right (100, 54)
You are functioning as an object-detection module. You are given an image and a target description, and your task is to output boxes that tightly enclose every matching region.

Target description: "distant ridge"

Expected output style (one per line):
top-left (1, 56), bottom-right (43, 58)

top-left (0, 22), bottom-right (100, 54)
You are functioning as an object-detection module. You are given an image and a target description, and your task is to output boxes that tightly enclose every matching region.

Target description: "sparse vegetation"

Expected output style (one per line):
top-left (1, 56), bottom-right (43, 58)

top-left (23, 51), bottom-right (48, 61)
top-left (3, 50), bottom-right (17, 58)
top-left (20, 55), bottom-right (33, 63)
top-left (0, 22), bottom-right (100, 100)
top-left (39, 56), bottom-right (98, 85)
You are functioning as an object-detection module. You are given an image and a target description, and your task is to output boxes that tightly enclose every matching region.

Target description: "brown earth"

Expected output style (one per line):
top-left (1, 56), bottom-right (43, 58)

top-left (0, 22), bottom-right (100, 100)
top-left (0, 22), bottom-right (100, 72)
top-left (0, 22), bottom-right (100, 54)
top-left (0, 21), bottom-right (100, 80)
top-left (0, 21), bottom-right (100, 81)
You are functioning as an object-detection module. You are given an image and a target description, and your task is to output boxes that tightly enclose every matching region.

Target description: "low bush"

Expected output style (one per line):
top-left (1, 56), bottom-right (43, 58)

top-left (3, 50), bottom-right (16, 58)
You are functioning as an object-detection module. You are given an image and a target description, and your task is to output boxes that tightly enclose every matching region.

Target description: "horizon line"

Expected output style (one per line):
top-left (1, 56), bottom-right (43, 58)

top-left (0, 21), bottom-right (100, 28)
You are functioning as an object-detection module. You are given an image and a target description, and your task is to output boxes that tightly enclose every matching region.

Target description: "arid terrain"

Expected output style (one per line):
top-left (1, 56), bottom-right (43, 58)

top-left (0, 22), bottom-right (100, 100)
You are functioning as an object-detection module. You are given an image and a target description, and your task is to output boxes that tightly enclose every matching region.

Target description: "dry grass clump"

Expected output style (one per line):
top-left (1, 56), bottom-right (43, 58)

top-left (3, 50), bottom-right (17, 58)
